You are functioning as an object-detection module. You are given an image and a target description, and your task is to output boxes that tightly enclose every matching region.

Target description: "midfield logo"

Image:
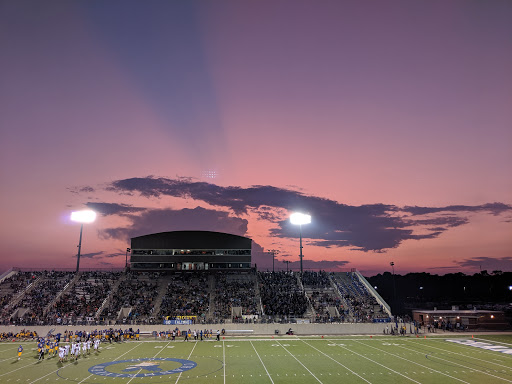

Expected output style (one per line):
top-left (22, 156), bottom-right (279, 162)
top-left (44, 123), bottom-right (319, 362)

top-left (89, 358), bottom-right (197, 378)
top-left (446, 339), bottom-right (512, 355)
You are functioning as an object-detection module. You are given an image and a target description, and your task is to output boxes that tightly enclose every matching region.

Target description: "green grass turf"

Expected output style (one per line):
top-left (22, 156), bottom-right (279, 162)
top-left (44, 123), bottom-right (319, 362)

top-left (1, 334), bottom-right (512, 383)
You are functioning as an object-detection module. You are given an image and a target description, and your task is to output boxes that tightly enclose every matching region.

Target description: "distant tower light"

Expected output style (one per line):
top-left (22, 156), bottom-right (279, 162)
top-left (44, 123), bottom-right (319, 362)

top-left (70, 210), bottom-right (97, 272)
top-left (202, 170), bottom-right (219, 179)
top-left (290, 212), bottom-right (311, 275)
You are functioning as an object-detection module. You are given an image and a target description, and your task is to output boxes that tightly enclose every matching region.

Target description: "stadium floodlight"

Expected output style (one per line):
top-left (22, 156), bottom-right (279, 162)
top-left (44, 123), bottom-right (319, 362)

top-left (290, 212), bottom-right (311, 226)
top-left (290, 212), bottom-right (311, 275)
top-left (71, 210), bottom-right (97, 272)
top-left (71, 210), bottom-right (96, 223)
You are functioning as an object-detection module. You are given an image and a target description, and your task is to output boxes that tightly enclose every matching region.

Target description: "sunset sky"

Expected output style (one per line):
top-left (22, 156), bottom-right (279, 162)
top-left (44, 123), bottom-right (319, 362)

top-left (1, 0), bottom-right (511, 276)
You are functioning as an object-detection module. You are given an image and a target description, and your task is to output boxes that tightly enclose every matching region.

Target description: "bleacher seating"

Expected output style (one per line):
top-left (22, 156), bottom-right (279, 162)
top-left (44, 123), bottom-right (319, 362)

top-left (100, 271), bottom-right (160, 322)
top-left (157, 273), bottom-right (210, 321)
top-left (331, 272), bottom-right (389, 322)
top-left (258, 271), bottom-right (307, 319)
top-left (0, 269), bottom-right (390, 325)
top-left (213, 273), bottom-right (259, 322)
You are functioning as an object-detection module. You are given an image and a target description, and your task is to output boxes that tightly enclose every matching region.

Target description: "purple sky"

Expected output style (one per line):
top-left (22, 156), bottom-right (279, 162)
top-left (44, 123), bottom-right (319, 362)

top-left (0, 0), bottom-right (511, 275)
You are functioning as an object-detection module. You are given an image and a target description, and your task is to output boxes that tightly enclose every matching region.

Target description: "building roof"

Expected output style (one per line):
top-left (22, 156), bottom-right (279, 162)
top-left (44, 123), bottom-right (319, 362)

top-left (131, 230), bottom-right (252, 250)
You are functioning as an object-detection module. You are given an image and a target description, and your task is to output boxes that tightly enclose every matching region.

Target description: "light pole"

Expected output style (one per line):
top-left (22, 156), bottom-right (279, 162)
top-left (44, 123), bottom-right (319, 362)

top-left (290, 212), bottom-right (311, 275)
top-left (267, 249), bottom-right (279, 273)
top-left (283, 260), bottom-right (291, 272)
top-left (126, 248), bottom-right (131, 269)
top-left (71, 210), bottom-right (96, 273)
top-left (390, 261), bottom-right (397, 314)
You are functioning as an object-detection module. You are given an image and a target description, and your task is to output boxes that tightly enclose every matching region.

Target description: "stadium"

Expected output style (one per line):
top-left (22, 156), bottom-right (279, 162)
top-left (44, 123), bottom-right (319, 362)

top-left (1, 230), bottom-right (512, 383)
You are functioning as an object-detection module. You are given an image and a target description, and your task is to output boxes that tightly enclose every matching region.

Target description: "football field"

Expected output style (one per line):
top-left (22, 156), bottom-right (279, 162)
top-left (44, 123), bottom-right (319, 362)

top-left (1, 334), bottom-right (512, 383)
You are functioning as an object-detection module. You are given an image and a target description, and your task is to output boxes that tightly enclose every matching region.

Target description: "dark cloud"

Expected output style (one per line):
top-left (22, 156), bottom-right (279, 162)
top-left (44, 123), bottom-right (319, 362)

top-left (102, 251), bottom-right (126, 259)
top-left (406, 231), bottom-right (444, 240)
top-left (266, 259), bottom-right (349, 272)
top-left (403, 203), bottom-right (511, 216)
top-left (403, 216), bottom-right (469, 228)
top-left (251, 206), bottom-right (282, 222)
top-left (85, 202), bottom-right (146, 216)
top-left (68, 186), bottom-right (95, 194)
top-left (77, 251), bottom-right (104, 259)
top-left (455, 257), bottom-right (512, 270)
top-left (100, 206), bottom-right (248, 242)
top-left (103, 176), bottom-right (512, 252)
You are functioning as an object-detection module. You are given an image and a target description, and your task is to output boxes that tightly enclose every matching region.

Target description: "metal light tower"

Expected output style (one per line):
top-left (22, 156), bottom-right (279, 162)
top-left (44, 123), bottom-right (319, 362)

top-left (70, 210), bottom-right (96, 273)
top-left (390, 261), bottom-right (397, 314)
top-left (267, 249), bottom-right (280, 273)
top-left (283, 260), bottom-right (291, 272)
top-left (290, 212), bottom-right (311, 274)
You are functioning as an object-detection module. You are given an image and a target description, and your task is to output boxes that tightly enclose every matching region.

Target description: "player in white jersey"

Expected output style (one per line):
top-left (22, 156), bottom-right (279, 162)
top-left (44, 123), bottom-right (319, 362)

top-left (64, 344), bottom-right (70, 361)
top-left (58, 346), bottom-right (65, 363)
top-left (74, 342), bottom-right (81, 360)
top-left (82, 341), bottom-right (87, 356)
top-left (94, 338), bottom-right (100, 351)
top-left (86, 339), bottom-right (92, 354)
top-left (70, 342), bottom-right (76, 358)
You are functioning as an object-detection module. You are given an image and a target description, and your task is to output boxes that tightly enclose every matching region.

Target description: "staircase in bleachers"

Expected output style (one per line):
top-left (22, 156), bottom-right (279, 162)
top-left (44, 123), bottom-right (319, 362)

top-left (44, 272), bottom-right (81, 316)
top-left (96, 271), bottom-right (127, 319)
top-left (0, 271), bottom-right (40, 320)
top-left (331, 272), bottom-right (390, 322)
top-left (151, 274), bottom-right (175, 317)
top-left (302, 271), bottom-right (343, 322)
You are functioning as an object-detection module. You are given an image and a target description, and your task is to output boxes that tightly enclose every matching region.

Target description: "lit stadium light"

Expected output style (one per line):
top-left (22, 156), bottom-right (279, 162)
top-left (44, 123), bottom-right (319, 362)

top-left (71, 210), bottom-right (96, 272)
top-left (290, 212), bottom-right (311, 225)
top-left (71, 210), bottom-right (97, 223)
top-left (290, 212), bottom-right (311, 275)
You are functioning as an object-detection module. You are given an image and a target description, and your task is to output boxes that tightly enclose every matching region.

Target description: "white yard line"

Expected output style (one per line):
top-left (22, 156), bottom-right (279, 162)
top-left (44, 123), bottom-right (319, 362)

top-left (152, 340), bottom-right (171, 359)
top-left (174, 341), bottom-right (197, 384)
top-left (352, 340), bottom-right (470, 384)
top-left (250, 340), bottom-right (274, 384)
top-left (397, 343), bottom-right (512, 383)
top-left (406, 339), bottom-right (512, 369)
top-left (277, 340), bottom-right (323, 383)
top-left (126, 369), bottom-right (143, 384)
top-left (125, 341), bottom-right (171, 384)
top-left (113, 341), bottom-right (143, 361)
top-left (0, 355), bottom-right (20, 363)
top-left (0, 359), bottom-right (39, 378)
top-left (223, 340), bottom-right (226, 384)
top-left (301, 340), bottom-right (372, 383)
top-left (0, 348), bottom-right (17, 354)
top-left (329, 339), bottom-right (422, 384)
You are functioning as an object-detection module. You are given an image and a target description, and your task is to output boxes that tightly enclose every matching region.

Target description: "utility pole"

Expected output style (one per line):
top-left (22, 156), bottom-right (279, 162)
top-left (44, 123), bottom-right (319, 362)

top-left (390, 261), bottom-right (397, 315)
top-left (283, 260), bottom-right (291, 272)
top-left (267, 249), bottom-right (280, 273)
